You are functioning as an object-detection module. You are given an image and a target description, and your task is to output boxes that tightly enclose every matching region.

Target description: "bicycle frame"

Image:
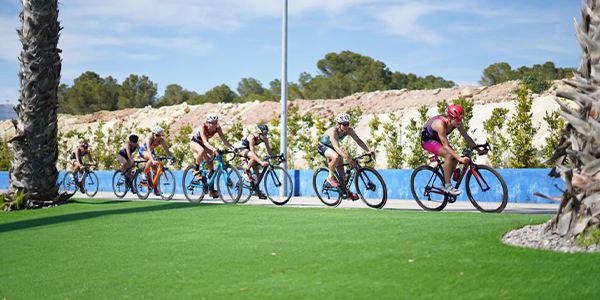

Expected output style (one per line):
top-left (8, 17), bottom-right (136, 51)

top-left (240, 155), bottom-right (284, 191)
top-left (322, 154), bottom-right (371, 195)
top-left (423, 146), bottom-right (491, 201)
top-left (146, 158), bottom-right (172, 190)
top-left (198, 154), bottom-right (226, 189)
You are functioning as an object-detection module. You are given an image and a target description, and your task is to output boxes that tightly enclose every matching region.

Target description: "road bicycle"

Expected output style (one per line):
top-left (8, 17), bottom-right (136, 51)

top-left (236, 154), bottom-right (293, 206)
top-left (182, 149), bottom-right (242, 204)
top-left (111, 160), bottom-right (146, 198)
top-left (410, 142), bottom-right (508, 213)
top-left (312, 153), bottom-right (387, 209)
top-left (63, 163), bottom-right (99, 197)
top-left (134, 157), bottom-right (176, 200)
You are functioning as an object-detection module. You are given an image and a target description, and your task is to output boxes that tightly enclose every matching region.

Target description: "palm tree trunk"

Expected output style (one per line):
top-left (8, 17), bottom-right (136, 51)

top-left (8, 0), bottom-right (62, 207)
top-left (544, 0), bottom-right (600, 237)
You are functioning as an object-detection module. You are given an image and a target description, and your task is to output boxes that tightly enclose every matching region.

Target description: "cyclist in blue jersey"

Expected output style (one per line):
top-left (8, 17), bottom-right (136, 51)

top-left (420, 104), bottom-right (486, 196)
top-left (139, 125), bottom-right (175, 195)
top-left (317, 113), bottom-right (374, 200)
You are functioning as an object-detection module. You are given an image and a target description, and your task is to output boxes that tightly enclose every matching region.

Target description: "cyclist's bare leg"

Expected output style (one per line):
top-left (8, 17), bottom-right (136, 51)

top-left (325, 149), bottom-right (343, 179)
top-left (118, 155), bottom-right (131, 175)
top-left (142, 151), bottom-right (156, 176)
top-left (437, 147), bottom-right (458, 185)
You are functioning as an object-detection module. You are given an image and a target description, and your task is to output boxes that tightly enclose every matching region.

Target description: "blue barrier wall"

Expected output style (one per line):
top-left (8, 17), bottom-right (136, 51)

top-left (0, 168), bottom-right (564, 204)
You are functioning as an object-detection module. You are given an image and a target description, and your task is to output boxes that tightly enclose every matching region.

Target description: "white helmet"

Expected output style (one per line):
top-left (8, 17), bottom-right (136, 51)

top-left (152, 125), bottom-right (164, 136)
top-left (336, 113), bottom-right (351, 124)
top-left (206, 113), bottom-right (219, 123)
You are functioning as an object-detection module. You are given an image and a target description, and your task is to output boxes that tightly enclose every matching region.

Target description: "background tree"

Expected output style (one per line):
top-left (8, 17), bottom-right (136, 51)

top-left (190, 84), bottom-right (237, 104)
top-left (507, 86), bottom-right (540, 168)
top-left (405, 106), bottom-right (430, 168)
top-left (59, 72), bottom-right (119, 114)
top-left (117, 75), bottom-right (157, 109)
top-left (479, 62), bottom-right (518, 86)
top-left (483, 108), bottom-right (510, 168)
top-left (541, 0), bottom-right (600, 240)
top-left (6, 0), bottom-right (64, 209)
top-left (154, 84), bottom-right (198, 108)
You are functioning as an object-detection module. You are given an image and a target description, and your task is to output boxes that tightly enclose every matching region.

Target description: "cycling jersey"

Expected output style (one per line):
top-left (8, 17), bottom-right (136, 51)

top-left (191, 124), bottom-right (219, 146)
top-left (240, 133), bottom-right (264, 149)
top-left (420, 115), bottom-right (455, 143)
top-left (119, 144), bottom-right (138, 160)
top-left (318, 127), bottom-right (347, 147)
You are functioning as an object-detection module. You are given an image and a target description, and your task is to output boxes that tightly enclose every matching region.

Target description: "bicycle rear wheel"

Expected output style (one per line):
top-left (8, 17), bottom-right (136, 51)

top-left (158, 169), bottom-right (176, 200)
top-left (182, 165), bottom-right (205, 203)
top-left (112, 170), bottom-right (128, 198)
top-left (354, 166), bottom-right (387, 209)
top-left (465, 165), bottom-right (508, 213)
top-left (217, 165), bottom-right (242, 204)
top-left (63, 172), bottom-right (77, 196)
top-left (312, 167), bottom-right (342, 207)
top-left (410, 165), bottom-right (448, 211)
top-left (84, 171), bottom-right (99, 197)
top-left (264, 166), bottom-right (293, 205)
top-left (135, 171), bottom-right (151, 200)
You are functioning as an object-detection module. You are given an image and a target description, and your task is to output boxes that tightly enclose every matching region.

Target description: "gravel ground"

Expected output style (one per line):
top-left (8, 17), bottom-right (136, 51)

top-left (502, 223), bottom-right (600, 253)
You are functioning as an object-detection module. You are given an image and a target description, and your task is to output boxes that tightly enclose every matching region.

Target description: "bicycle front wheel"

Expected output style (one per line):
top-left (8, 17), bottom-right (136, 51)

top-left (263, 166), bottom-right (293, 205)
top-left (63, 172), bottom-right (77, 196)
top-left (158, 169), bottom-right (176, 200)
top-left (410, 165), bottom-right (448, 211)
top-left (182, 165), bottom-right (205, 203)
top-left (112, 171), bottom-right (128, 198)
top-left (84, 171), bottom-right (99, 197)
top-left (217, 165), bottom-right (242, 204)
top-left (135, 171), bottom-right (151, 200)
top-left (465, 165), bottom-right (508, 213)
top-left (354, 166), bottom-right (387, 209)
top-left (312, 167), bottom-right (342, 207)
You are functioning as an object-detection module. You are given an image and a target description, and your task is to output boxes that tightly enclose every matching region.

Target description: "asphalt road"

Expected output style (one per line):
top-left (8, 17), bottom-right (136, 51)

top-left (73, 191), bottom-right (559, 214)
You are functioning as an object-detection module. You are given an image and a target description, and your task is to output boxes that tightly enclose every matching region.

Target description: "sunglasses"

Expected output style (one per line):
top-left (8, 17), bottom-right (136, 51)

top-left (339, 122), bottom-right (350, 127)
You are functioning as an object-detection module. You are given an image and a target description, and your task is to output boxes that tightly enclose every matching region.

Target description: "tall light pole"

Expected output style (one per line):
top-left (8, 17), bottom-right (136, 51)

top-left (280, 0), bottom-right (288, 169)
top-left (280, 0), bottom-right (289, 196)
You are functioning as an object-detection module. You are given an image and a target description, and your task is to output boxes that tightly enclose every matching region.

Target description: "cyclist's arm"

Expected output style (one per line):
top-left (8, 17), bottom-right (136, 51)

top-left (348, 128), bottom-right (370, 153)
top-left (124, 142), bottom-right (134, 163)
top-left (217, 127), bottom-right (234, 149)
top-left (329, 129), bottom-right (349, 161)
top-left (263, 136), bottom-right (276, 157)
top-left (86, 150), bottom-right (95, 164)
top-left (456, 123), bottom-right (477, 148)
top-left (159, 138), bottom-right (173, 158)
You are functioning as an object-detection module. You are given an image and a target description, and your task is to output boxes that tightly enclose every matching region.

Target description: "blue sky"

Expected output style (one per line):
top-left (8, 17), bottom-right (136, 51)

top-left (0, 0), bottom-right (582, 106)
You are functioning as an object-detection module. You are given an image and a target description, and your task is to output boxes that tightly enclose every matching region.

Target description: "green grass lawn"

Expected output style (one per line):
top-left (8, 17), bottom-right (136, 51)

top-left (0, 199), bottom-right (598, 299)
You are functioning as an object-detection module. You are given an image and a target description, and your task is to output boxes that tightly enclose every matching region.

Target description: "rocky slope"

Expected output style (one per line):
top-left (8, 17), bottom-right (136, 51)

top-left (0, 80), bottom-right (570, 168)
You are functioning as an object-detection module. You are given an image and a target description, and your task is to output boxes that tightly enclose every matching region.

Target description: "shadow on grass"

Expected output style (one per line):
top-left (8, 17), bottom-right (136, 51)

top-left (0, 200), bottom-right (222, 233)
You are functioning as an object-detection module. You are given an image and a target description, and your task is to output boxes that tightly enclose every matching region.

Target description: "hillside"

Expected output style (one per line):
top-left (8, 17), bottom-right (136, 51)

top-left (0, 80), bottom-right (570, 168)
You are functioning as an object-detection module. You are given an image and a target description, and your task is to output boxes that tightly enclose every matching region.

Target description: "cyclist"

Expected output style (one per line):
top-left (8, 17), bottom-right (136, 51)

top-left (69, 141), bottom-right (95, 191)
top-left (190, 113), bottom-right (234, 198)
top-left (235, 124), bottom-right (276, 199)
top-left (317, 113), bottom-right (374, 200)
top-left (420, 104), bottom-right (487, 196)
top-left (139, 125), bottom-right (175, 195)
top-left (118, 134), bottom-right (139, 181)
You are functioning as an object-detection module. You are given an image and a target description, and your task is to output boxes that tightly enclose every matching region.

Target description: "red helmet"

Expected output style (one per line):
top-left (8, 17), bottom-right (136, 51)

top-left (447, 105), bottom-right (464, 121)
top-left (80, 141), bottom-right (89, 149)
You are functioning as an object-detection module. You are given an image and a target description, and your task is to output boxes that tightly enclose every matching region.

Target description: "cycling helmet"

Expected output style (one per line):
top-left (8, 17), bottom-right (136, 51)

top-left (152, 125), bottom-right (164, 136)
top-left (336, 113), bottom-right (351, 124)
top-left (447, 104), bottom-right (464, 121)
top-left (129, 134), bottom-right (139, 143)
top-left (80, 141), bottom-right (88, 149)
top-left (257, 124), bottom-right (269, 135)
top-left (206, 113), bottom-right (219, 123)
